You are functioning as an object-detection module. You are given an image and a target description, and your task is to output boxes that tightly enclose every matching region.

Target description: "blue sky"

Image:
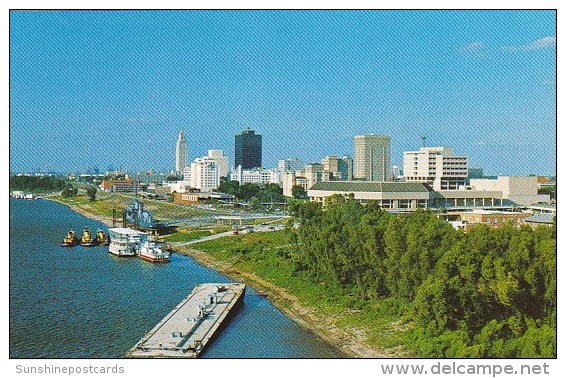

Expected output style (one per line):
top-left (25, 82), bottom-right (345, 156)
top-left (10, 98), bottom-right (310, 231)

top-left (10, 10), bottom-right (556, 175)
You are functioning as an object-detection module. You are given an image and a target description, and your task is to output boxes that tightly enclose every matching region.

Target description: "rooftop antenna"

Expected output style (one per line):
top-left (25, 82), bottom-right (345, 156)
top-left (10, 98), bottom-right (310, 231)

top-left (421, 135), bottom-right (427, 148)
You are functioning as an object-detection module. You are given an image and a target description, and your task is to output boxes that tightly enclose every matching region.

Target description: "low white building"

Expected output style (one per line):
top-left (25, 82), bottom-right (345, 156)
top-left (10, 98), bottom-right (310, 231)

top-left (307, 181), bottom-right (506, 210)
top-left (231, 166), bottom-right (279, 186)
top-left (176, 150), bottom-right (229, 192)
top-left (282, 171), bottom-right (310, 197)
top-left (469, 176), bottom-right (550, 206)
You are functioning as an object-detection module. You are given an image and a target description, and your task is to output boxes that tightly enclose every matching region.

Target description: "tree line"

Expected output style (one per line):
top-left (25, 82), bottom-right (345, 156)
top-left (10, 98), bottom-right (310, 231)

top-left (10, 175), bottom-right (68, 192)
top-left (216, 180), bottom-right (286, 204)
top-left (288, 195), bottom-right (556, 357)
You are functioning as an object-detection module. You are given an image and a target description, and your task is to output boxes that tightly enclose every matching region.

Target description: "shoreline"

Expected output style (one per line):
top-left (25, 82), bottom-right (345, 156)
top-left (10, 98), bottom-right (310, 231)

top-left (174, 245), bottom-right (392, 358)
top-left (46, 197), bottom-right (395, 358)
top-left (47, 197), bottom-right (115, 227)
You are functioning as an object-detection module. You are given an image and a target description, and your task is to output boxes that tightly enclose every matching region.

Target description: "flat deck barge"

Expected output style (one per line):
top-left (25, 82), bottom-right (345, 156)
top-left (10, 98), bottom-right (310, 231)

top-left (126, 283), bottom-right (246, 358)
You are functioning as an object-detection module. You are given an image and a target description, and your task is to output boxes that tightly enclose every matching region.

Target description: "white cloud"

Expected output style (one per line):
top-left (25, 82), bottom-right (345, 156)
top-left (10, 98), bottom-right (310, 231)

top-left (463, 41), bottom-right (485, 52)
top-left (523, 36), bottom-right (556, 50)
top-left (461, 41), bottom-right (486, 57)
top-left (502, 36), bottom-right (556, 52)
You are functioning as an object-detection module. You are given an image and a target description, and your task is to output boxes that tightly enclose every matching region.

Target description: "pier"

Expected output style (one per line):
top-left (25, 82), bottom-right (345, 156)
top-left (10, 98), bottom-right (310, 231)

top-left (126, 283), bottom-right (246, 358)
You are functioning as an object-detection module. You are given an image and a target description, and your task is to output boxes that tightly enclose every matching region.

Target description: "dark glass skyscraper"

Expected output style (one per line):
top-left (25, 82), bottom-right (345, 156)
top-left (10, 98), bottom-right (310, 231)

top-left (235, 128), bottom-right (262, 169)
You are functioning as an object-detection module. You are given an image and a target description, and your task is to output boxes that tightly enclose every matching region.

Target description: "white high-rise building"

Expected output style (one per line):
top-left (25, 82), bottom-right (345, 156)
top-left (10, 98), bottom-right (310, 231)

top-left (403, 146), bottom-right (468, 190)
top-left (190, 156), bottom-right (219, 192)
top-left (354, 135), bottom-right (390, 182)
top-left (175, 130), bottom-right (188, 174)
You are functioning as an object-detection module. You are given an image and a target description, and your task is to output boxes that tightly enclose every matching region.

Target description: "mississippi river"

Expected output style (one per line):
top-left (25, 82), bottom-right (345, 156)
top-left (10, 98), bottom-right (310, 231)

top-left (9, 198), bottom-right (342, 358)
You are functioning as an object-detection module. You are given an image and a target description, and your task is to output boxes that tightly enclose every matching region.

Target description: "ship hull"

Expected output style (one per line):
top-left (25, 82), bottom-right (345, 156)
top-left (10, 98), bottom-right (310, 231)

top-left (60, 241), bottom-right (78, 247)
top-left (139, 254), bottom-right (170, 263)
top-left (109, 251), bottom-right (136, 257)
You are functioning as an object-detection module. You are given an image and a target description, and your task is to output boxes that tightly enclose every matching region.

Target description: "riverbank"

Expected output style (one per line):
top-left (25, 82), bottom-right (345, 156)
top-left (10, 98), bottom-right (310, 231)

top-left (46, 196), bottom-right (408, 358)
top-left (175, 245), bottom-right (395, 358)
top-left (48, 196), bottom-right (114, 227)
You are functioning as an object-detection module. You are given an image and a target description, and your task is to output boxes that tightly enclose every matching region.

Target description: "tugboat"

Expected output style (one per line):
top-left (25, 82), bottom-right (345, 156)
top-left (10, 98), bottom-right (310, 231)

top-left (80, 226), bottom-right (98, 247)
top-left (96, 229), bottom-right (110, 246)
top-left (60, 229), bottom-right (79, 247)
top-left (138, 236), bottom-right (170, 263)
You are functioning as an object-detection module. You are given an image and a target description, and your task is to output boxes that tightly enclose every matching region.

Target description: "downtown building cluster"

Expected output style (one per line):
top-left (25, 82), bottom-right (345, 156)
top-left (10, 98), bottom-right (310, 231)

top-left (100, 127), bottom-right (553, 223)
top-left (169, 128), bottom-right (550, 211)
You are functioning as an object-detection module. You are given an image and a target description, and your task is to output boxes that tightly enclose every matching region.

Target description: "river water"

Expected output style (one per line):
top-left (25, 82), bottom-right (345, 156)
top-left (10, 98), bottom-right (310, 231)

top-left (9, 198), bottom-right (342, 358)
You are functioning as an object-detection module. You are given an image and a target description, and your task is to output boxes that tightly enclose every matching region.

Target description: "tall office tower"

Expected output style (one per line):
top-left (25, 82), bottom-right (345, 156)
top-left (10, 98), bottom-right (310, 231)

top-left (403, 146), bottom-right (468, 190)
top-left (175, 130), bottom-right (188, 174)
top-left (235, 128), bottom-right (262, 169)
top-left (353, 134), bottom-right (391, 181)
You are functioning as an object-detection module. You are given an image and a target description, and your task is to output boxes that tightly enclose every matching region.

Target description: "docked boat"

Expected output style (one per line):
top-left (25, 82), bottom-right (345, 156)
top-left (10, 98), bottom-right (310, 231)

top-left (96, 229), bottom-right (110, 246)
top-left (80, 226), bottom-right (98, 247)
top-left (60, 229), bottom-right (79, 247)
top-left (138, 236), bottom-right (170, 263)
top-left (108, 227), bottom-right (146, 257)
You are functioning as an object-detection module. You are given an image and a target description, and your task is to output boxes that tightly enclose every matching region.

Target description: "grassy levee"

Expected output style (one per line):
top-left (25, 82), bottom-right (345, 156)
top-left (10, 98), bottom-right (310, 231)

top-left (49, 192), bottom-right (219, 225)
top-left (185, 230), bottom-right (412, 357)
top-left (163, 226), bottom-right (232, 243)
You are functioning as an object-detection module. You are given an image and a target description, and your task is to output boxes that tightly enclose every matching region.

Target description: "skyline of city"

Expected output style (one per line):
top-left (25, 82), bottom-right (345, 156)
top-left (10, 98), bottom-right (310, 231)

top-left (9, 11), bottom-right (556, 175)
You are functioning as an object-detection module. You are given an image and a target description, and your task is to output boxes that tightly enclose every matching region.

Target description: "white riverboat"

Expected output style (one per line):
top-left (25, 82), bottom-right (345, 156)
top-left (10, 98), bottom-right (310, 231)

top-left (138, 237), bottom-right (170, 263)
top-left (108, 227), bottom-right (147, 257)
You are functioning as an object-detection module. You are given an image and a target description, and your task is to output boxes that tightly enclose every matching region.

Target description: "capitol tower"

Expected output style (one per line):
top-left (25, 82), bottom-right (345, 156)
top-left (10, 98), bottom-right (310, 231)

top-left (175, 130), bottom-right (188, 174)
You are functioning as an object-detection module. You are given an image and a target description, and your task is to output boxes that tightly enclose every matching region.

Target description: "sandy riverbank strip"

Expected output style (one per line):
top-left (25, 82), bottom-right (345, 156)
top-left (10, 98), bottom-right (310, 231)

top-left (47, 197), bottom-right (397, 358)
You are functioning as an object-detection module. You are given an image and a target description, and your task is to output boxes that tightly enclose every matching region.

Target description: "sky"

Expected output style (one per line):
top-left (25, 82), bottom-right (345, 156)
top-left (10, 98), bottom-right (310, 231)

top-left (9, 10), bottom-right (556, 176)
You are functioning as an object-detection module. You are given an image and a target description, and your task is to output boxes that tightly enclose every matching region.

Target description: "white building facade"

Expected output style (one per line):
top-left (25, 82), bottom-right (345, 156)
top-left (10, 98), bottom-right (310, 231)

top-left (231, 166), bottom-right (279, 185)
top-left (470, 176), bottom-right (550, 206)
top-left (403, 146), bottom-right (468, 191)
top-left (208, 150), bottom-right (229, 179)
top-left (190, 157), bottom-right (219, 192)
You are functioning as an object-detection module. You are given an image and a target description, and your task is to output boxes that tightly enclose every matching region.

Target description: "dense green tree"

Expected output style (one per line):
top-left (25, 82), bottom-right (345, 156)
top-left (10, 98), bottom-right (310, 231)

top-left (238, 183), bottom-right (261, 201)
top-left (287, 195), bottom-right (556, 358)
top-left (61, 185), bottom-right (78, 198)
top-left (291, 185), bottom-right (307, 199)
top-left (10, 175), bottom-right (67, 192)
top-left (86, 185), bottom-right (97, 202)
top-left (216, 180), bottom-right (240, 196)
